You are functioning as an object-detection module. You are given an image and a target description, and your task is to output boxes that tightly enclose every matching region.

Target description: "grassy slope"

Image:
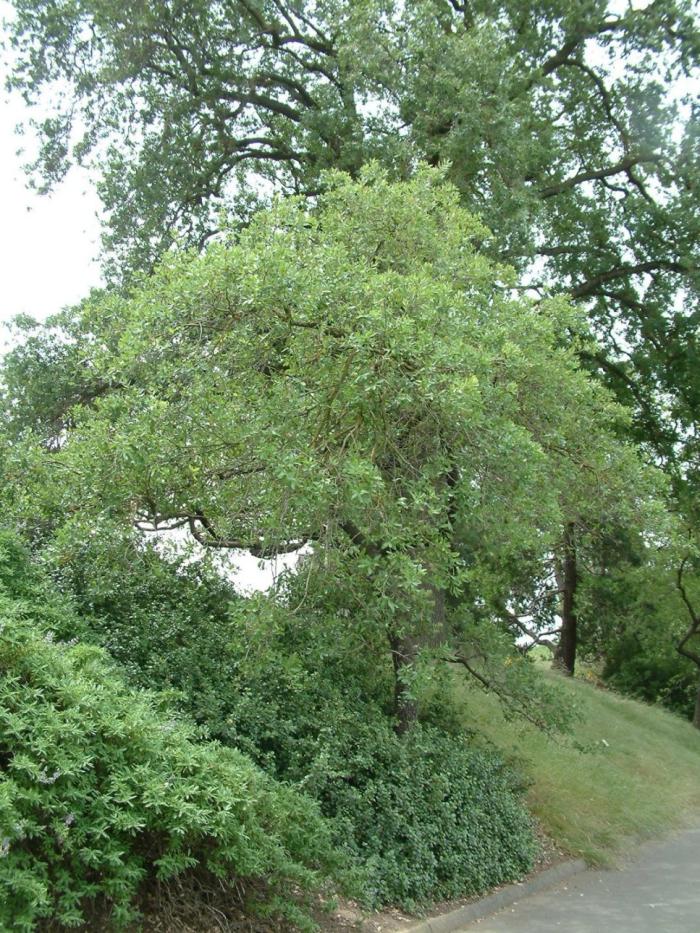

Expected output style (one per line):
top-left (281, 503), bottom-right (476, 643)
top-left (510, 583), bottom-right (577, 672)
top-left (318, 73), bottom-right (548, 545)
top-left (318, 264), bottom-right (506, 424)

top-left (453, 670), bottom-right (700, 866)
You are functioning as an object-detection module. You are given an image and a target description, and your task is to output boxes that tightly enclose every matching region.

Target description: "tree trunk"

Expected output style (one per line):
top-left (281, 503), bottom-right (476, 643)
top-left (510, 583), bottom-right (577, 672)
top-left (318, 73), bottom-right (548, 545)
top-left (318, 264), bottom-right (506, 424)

top-left (553, 522), bottom-right (578, 676)
top-left (389, 630), bottom-right (419, 735)
top-left (693, 679), bottom-right (700, 730)
top-left (389, 581), bottom-right (447, 735)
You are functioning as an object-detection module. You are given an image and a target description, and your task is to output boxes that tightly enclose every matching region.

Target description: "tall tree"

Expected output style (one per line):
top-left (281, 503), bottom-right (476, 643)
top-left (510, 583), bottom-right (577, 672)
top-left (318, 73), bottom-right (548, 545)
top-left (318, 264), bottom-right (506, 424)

top-left (552, 522), bottom-right (578, 676)
top-left (1, 168), bottom-right (662, 728)
top-left (676, 552), bottom-right (700, 728)
top-left (5, 1), bottom-right (699, 526)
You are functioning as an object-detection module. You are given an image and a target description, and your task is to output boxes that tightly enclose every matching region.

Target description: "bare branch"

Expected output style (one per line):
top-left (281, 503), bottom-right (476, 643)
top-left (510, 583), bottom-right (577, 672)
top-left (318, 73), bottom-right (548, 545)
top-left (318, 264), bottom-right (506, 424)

top-left (559, 59), bottom-right (631, 150)
top-left (188, 513), bottom-right (309, 558)
top-left (539, 154), bottom-right (660, 199)
top-left (499, 605), bottom-right (561, 648)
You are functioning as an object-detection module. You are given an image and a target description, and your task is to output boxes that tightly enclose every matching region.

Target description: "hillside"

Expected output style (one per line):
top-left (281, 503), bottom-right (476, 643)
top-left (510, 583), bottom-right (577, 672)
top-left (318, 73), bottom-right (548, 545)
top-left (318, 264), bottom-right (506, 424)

top-left (454, 668), bottom-right (700, 866)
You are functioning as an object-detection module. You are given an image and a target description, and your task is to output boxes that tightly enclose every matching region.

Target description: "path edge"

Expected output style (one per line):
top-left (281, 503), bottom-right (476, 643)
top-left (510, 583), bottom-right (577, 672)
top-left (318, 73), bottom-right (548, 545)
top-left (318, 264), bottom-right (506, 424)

top-left (403, 859), bottom-right (587, 933)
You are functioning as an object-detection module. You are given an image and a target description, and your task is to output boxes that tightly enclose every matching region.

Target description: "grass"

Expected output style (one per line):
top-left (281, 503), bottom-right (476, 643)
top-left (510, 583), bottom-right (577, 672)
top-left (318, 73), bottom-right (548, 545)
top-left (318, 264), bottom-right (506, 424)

top-left (452, 663), bottom-right (700, 866)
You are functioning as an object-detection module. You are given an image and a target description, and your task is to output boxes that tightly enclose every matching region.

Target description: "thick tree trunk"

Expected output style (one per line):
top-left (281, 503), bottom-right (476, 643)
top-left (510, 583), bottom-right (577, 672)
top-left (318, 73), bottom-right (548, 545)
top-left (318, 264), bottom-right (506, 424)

top-left (675, 559), bottom-right (700, 729)
top-left (427, 585), bottom-right (448, 647)
top-left (553, 522), bottom-right (578, 676)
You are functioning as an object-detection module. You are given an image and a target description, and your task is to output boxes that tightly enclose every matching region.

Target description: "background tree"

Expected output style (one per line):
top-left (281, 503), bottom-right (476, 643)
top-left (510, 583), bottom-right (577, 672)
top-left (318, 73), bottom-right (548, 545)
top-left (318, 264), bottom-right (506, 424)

top-left (5, 1), bottom-right (699, 469)
top-left (572, 526), bottom-right (700, 727)
top-left (675, 550), bottom-right (700, 727)
top-left (5, 5), bottom-right (699, 686)
top-left (549, 454), bottom-right (669, 678)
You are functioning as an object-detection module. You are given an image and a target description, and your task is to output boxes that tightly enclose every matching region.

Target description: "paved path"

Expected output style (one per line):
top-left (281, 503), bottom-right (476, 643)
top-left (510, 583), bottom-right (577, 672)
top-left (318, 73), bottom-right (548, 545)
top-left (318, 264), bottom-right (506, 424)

top-left (462, 827), bottom-right (700, 933)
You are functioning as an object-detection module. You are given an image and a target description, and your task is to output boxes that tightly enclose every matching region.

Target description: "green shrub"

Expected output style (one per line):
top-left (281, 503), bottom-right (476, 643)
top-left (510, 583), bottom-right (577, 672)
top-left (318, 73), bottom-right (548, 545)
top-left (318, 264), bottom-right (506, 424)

top-left (211, 634), bottom-right (538, 908)
top-left (42, 527), bottom-right (246, 742)
top-left (301, 722), bottom-right (537, 908)
top-left (0, 600), bottom-right (340, 931)
top-left (602, 637), bottom-right (697, 721)
top-left (173, 603), bottom-right (538, 908)
top-left (34, 537), bottom-right (538, 912)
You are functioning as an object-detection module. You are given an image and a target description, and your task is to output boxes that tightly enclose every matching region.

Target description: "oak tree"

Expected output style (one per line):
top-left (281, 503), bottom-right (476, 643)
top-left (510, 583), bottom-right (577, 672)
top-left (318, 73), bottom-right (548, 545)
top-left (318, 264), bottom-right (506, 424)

top-left (5, 1), bottom-right (699, 464)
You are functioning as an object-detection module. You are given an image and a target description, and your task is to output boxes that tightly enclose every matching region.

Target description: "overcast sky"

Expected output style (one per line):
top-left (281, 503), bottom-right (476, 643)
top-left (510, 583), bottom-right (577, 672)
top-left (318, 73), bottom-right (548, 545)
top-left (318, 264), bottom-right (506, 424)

top-left (0, 127), bottom-right (102, 327)
top-left (0, 16), bottom-right (103, 341)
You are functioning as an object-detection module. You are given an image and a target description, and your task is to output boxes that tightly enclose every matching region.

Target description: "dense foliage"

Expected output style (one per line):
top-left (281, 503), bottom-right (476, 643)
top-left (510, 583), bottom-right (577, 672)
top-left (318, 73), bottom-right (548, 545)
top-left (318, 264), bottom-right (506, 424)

top-left (43, 524), bottom-right (246, 738)
top-left (2, 168), bottom-right (664, 727)
top-left (0, 533), bottom-right (341, 931)
top-left (575, 537), bottom-right (700, 722)
top-left (303, 723), bottom-right (537, 908)
top-left (603, 641), bottom-right (697, 721)
top-left (15, 526), bottom-right (538, 909)
top-left (1, 2), bottom-right (700, 926)
top-left (6, 0), bottom-right (700, 491)
top-left (0, 527), bottom-right (545, 923)
top-left (5, 0), bottom-right (700, 697)
top-left (0, 0), bottom-right (700, 930)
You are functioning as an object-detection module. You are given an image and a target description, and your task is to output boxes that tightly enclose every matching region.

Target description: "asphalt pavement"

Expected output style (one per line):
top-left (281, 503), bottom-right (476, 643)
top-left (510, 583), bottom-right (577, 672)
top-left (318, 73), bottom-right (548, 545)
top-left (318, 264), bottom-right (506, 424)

top-left (462, 827), bottom-right (700, 933)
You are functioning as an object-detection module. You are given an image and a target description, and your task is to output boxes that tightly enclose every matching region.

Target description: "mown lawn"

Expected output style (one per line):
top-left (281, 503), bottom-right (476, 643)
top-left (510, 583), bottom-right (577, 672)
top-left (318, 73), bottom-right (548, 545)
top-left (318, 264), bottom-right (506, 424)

top-left (453, 667), bottom-right (700, 865)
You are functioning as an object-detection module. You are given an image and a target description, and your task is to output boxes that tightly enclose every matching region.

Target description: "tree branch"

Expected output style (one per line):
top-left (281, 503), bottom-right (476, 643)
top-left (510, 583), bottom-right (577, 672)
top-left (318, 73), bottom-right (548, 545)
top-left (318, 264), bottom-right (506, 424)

top-left (676, 557), bottom-right (700, 667)
top-left (187, 513), bottom-right (308, 558)
top-left (499, 605), bottom-right (561, 649)
top-left (273, 305), bottom-right (347, 338)
top-left (559, 59), bottom-right (631, 151)
top-left (539, 154), bottom-right (660, 199)
top-left (444, 652), bottom-right (559, 732)
top-left (571, 260), bottom-right (691, 300)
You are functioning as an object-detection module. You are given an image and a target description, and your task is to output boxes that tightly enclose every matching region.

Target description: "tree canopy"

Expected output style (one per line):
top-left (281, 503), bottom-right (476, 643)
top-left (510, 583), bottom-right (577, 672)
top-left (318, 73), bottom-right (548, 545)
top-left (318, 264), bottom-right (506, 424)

top-left (5, 0), bottom-right (699, 487)
top-left (2, 6), bottom-right (700, 924)
top-left (1, 166), bottom-right (664, 726)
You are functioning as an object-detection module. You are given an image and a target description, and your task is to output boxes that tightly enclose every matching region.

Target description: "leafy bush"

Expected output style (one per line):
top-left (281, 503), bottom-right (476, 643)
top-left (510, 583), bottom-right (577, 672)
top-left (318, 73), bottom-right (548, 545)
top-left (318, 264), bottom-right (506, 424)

top-left (144, 596), bottom-right (538, 909)
top-left (602, 635), bottom-right (698, 721)
top-left (45, 527), bottom-right (246, 742)
top-left (0, 597), bottom-right (340, 931)
top-left (300, 722), bottom-right (537, 908)
top-left (210, 621), bottom-right (538, 908)
top-left (47, 533), bottom-right (394, 750)
top-left (33, 535), bottom-right (539, 912)
top-left (575, 543), bottom-right (698, 723)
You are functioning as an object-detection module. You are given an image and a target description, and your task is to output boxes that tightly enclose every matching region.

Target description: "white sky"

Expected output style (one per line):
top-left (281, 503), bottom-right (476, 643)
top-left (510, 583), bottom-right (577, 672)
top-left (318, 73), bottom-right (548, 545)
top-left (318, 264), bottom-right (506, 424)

top-left (0, 28), bottom-right (103, 340)
top-left (0, 143), bottom-right (102, 326)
